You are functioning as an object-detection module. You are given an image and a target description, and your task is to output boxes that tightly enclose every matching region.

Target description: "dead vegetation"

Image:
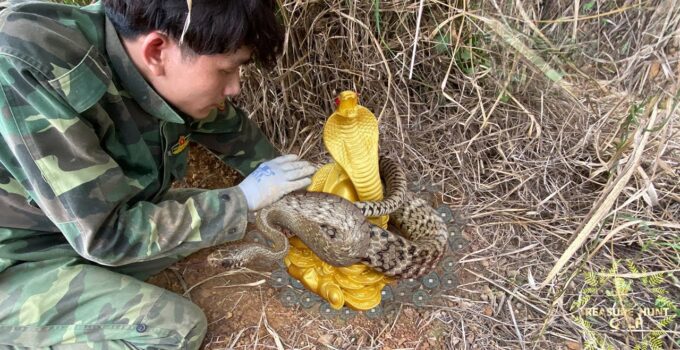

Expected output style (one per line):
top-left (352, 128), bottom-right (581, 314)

top-left (214, 0), bottom-right (679, 348)
top-left (50, 0), bottom-right (679, 348)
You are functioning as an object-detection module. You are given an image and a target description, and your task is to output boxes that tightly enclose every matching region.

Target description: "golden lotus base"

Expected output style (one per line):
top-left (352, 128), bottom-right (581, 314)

top-left (285, 237), bottom-right (391, 310)
top-left (283, 90), bottom-right (390, 311)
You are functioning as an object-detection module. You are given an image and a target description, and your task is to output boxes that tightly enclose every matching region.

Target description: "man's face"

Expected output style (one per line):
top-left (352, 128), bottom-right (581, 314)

top-left (152, 45), bottom-right (253, 120)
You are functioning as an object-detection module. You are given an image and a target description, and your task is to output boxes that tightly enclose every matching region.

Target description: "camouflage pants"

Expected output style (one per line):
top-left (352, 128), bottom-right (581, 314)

top-left (0, 256), bottom-right (206, 349)
top-left (0, 187), bottom-right (235, 349)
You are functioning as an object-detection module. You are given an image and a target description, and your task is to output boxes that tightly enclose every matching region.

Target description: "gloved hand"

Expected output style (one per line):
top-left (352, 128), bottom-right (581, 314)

top-left (237, 154), bottom-right (316, 211)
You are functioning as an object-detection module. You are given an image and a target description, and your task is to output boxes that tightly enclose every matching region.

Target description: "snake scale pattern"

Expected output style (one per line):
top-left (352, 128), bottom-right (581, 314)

top-left (207, 157), bottom-right (449, 279)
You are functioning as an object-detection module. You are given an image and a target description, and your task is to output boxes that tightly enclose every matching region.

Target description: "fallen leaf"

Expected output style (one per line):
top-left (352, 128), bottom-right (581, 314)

top-left (649, 62), bottom-right (661, 79)
top-left (483, 306), bottom-right (493, 316)
top-left (566, 340), bottom-right (581, 350)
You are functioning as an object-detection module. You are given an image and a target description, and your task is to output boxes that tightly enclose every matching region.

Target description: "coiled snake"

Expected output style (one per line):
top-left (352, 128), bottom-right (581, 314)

top-left (207, 157), bottom-right (449, 279)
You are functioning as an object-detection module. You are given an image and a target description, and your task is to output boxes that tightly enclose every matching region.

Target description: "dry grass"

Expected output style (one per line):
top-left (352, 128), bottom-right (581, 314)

top-left (52, 0), bottom-right (679, 348)
top-left (231, 0), bottom-right (680, 348)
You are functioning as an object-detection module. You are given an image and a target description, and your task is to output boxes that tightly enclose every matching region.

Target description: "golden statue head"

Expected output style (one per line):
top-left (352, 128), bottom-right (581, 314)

top-left (334, 90), bottom-right (359, 115)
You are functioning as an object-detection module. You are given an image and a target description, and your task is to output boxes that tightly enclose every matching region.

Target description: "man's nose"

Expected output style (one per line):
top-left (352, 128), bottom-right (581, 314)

top-left (223, 69), bottom-right (242, 97)
top-left (223, 81), bottom-right (241, 97)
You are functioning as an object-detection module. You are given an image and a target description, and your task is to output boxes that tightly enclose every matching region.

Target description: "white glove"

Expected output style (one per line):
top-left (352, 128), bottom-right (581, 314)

top-left (237, 154), bottom-right (316, 211)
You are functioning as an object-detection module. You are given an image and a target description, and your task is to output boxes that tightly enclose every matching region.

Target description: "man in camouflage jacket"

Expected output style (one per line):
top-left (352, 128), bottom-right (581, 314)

top-left (0, 0), bottom-right (315, 348)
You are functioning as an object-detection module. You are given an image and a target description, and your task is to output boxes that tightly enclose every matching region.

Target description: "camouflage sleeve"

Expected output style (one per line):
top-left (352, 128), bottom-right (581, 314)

top-left (0, 55), bottom-right (249, 266)
top-left (190, 102), bottom-right (280, 176)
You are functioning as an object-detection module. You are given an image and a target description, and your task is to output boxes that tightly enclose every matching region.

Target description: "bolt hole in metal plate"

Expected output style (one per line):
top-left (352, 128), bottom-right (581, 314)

top-left (441, 272), bottom-right (459, 290)
top-left (401, 277), bottom-right (421, 290)
top-left (267, 215), bottom-right (465, 314)
top-left (448, 235), bottom-right (469, 251)
top-left (365, 304), bottom-right (384, 319)
top-left (290, 277), bottom-right (305, 290)
top-left (394, 281), bottom-right (418, 302)
top-left (269, 268), bottom-right (290, 288)
top-left (380, 285), bottom-right (394, 302)
top-left (339, 307), bottom-right (357, 320)
top-left (436, 205), bottom-right (454, 223)
top-left (319, 302), bottom-right (338, 319)
top-left (439, 256), bottom-right (457, 272)
top-left (269, 258), bottom-right (463, 313)
top-left (421, 272), bottom-right (440, 290)
top-left (412, 290), bottom-right (431, 307)
top-left (278, 288), bottom-right (299, 308)
top-left (299, 292), bottom-right (320, 309)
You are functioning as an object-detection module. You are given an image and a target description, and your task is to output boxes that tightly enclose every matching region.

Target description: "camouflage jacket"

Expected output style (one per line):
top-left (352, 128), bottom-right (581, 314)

top-left (0, 1), bottom-right (279, 273)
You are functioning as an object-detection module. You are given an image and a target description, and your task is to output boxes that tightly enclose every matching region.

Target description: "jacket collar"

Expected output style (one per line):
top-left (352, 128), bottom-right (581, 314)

top-left (104, 17), bottom-right (185, 124)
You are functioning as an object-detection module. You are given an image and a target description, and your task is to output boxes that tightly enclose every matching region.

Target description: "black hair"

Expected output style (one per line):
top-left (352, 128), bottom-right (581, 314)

top-left (102, 0), bottom-right (284, 68)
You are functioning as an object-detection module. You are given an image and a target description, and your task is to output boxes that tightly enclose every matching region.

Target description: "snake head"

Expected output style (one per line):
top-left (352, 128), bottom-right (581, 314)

top-left (207, 250), bottom-right (243, 269)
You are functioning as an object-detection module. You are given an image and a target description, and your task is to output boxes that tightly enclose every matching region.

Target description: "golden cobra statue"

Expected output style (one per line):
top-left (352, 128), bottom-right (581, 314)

top-left (284, 91), bottom-right (391, 310)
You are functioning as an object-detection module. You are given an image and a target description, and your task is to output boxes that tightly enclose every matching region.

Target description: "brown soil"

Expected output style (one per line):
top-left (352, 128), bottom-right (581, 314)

top-left (147, 144), bottom-right (482, 349)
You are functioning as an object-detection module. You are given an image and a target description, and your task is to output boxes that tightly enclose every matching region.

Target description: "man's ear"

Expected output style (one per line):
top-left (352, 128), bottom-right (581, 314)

top-left (139, 32), bottom-right (173, 77)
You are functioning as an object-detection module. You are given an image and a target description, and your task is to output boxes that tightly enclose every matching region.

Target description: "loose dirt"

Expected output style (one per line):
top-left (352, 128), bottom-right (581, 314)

top-left (147, 144), bottom-right (481, 349)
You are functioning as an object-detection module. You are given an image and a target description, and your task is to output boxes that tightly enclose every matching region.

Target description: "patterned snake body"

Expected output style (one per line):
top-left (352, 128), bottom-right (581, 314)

top-left (208, 158), bottom-right (449, 279)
